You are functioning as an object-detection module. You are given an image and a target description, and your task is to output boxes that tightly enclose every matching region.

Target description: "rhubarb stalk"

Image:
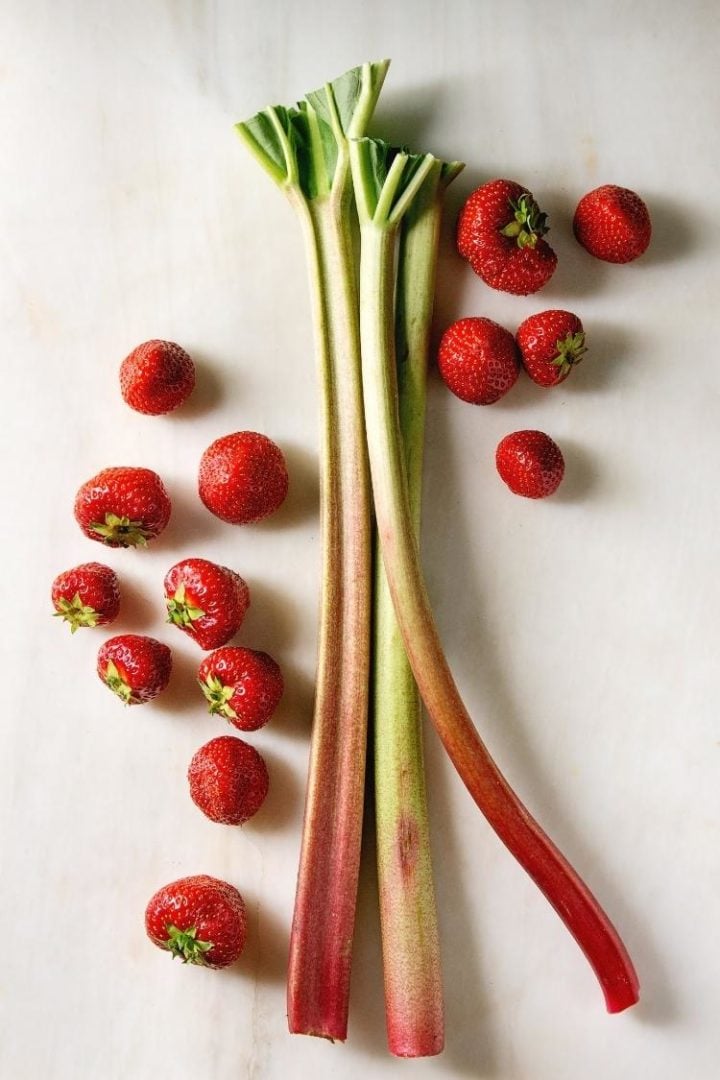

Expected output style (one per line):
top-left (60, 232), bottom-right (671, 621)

top-left (350, 137), bottom-right (639, 1014)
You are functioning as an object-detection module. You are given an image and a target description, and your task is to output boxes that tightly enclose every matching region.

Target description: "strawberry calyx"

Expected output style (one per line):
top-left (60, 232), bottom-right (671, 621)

top-left (90, 513), bottom-right (150, 548)
top-left (552, 330), bottom-right (587, 376)
top-left (103, 659), bottom-right (135, 704)
top-left (200, 674), bottom-right (238, 720)
top-left (166, 583), bottom-right (205, 628)
top-left (165, 924), bottom-right (214, 964)
top-left (500, 193), bottom-right (549, 249)
top-left (53, 592), bottom-right (100, 633)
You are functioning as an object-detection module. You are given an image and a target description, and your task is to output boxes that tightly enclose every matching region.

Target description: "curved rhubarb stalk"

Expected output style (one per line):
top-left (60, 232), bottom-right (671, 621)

top-left (350, 137), bottom-right (639, 1014)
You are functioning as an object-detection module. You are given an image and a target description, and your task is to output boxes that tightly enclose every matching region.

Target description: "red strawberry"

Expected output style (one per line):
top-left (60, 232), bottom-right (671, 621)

top-left (164, 558), bottom-right (250, 650)
top-left (51, 562), bottom-right (120, 633)
top-left (516, 310), bottom-right (587, 387)
top-left (496, 430), bottom-right (565, 498)
top-left (145, 874), bottom-right (247, 968)
top-left (457, 179), bottom-right (557, 295)
top-left (198, 432), bottom-right (289, 525)
top-left (74, 467), bottom-right (171, 547)
top-left (438, 317), bottom-right (520, 404)
top-left (119, 339), bottom-right (196, 415)
top-left (97, 634), bottom-right (172, 704)
top-left (573, 185), bottom-right (651, 263)
top-left (198, 646), bottom-right (284, 730)
top-left (188, 735), bottom-right (269, 825)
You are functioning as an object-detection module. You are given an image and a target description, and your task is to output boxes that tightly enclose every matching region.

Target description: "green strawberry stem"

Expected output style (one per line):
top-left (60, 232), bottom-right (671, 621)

top-left (553, 330), bottom-right (587, 375)
top-left (103, 659), bottom-right (134, 704)
top-left (53, 593), bottom-right (100, 633)
top-left (90, 512), bottom-right (149, 547)
top-left (166, 582), bottom-right (205, 627)
top-left (237, 61), bottom-right (387, 1042)
top-left (373, 159), bottom-right (461, 1058)
top-left (350, 137), bottom-right (639, 1015)
top-left (200, 674), bottom-right (238, 719)
top-left (166, 924), bottom-right (213, 964)
top-left (499, 193), bottom-right (548, 249)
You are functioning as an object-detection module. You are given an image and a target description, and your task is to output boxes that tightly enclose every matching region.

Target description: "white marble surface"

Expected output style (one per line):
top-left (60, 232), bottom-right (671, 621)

top-left (2, 2), bottom-right (719, 1077)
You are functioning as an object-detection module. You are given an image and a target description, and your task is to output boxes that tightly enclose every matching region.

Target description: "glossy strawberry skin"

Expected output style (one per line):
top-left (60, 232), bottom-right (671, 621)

top-left (496, 430), bottom-right (565, 498)
top-left (97, 634), bottom-right (172, 704)
top-left (145, 874), bottom-right (247, 969)
top-left (188, 735), bottom-right (269, 825)
top-left (120, 340), bottom-right (196, 415)
top-left (51, 562), bottom-right (120, 632)
top-left (198, 646), bottom-right (284, 730)
top-left (438, 317), bottom-right (520, 404)
top-left (164, 558), bottom-right (250, 650)
top-left (198, 432), bottom-right (289, 525)
top-left (457, 179), bottom-right (557, 295)
top-left (74, 467), bottom-right (171, 547)
top-left (573, 185), bottom-right (651, 263)
top-left (516, 310), bottom-right (586, 387)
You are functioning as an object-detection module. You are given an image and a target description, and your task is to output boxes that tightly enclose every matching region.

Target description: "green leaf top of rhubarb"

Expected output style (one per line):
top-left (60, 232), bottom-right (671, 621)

top-left (350, 138), bottom-right (463, 229)
top-left (53, 592), bottom-right (99, 634)
top-left (553, 331), bottom-right (587, 376)
top-left (199, 674), bottom-right (237, 719)
top-left (499, 193), bottom-right (549, 249)
top-left (165, 583), bottom-right (205, 628)
top-left (165, 924), bottom-right (213, 965)
top-left (90, 513), bottom-right (149, 548)
top-left (103, 659), bottom-right (134, 704)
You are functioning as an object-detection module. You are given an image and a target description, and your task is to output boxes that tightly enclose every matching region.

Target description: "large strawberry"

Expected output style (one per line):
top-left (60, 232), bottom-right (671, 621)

top-left (74, 467), bottom-right (171, 547)
top-left (188, 735), bottom-right (269, 825)
top-left (438, 317), bottom-right (520, 404)
top-left (496, 430), bottom-right (565, 498)
top-left (145, 874), bottom-right (247, 968)
top-left (97, 634), bottom-right (172, 704)
top-left (164, 558), bottom-right (250, 650)
top-left (573, 185), bottom-right (651, 263)
top-left (516, 310), bottom-right (587, 387)
top-left (457, 179), bottom-right (557, 295)
top-left (198, 432), bottom-right (289, 525)
top-left (119, 339), bottom-right (196, 415)
top-left (51, 562), bottom-right (120, 633)
top-left (198, 646), bottom-right (284, 730)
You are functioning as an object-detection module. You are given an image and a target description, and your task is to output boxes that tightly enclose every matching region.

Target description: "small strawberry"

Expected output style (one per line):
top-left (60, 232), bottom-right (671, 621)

top-left (97, 634), bottom-right (172, 704)
top-left (188, 735), bottom-right (269, 825)
top-left (74, 466), bottom-right (171, 547)
top-left (164, 558), bottom-right (250, 650)
top-left (119, 339), bottom-right (196, 415)
top-left (145, 874), bottom-right (247, 968)
top-left (198, 646), bottom-right (283, 730)
top-left (198, 432), bottom-right (289, 525)
top-left (516, 310), bottom-right (587, 387)
top-left (573, 185), bottom-right (651, 263)
top-left (438, 317), bottom-right (520, 404)
top-left (457, 179), bottom-right (557, 295)
top-left (496, 430), bottom-right (565, 499)
top-left (51, 562), bottom-right (120, 633)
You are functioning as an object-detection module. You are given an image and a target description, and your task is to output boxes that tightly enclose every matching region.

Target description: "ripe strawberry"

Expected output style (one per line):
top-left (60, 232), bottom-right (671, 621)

top-left (74, 466), bottom-right (171, 547)
top-left (164, 558), bottom-right (250, 650)
top-left (457, 179), bottom-right (557, 295)
top-left (145, 874), bottom-right (247, 968)
top-left (573, 185), bottom-right (651, 263)
top-left (438, 317), bottom-right (520, 404)
top-left (188, 735), bottom-right (269, 825)
top-left (97, 634), bottom-right (172, 704)
top-left (119, 339), bottom-right (196, 415)
top-left (51, 562), bottom-right (120, 633)
top-left (198, 646), bottom-right (283, 730)
top-left (198, 432), bottom-right (289, 525)
top-left (516, 310), bottom-right (587, 387)
top-left (496, 430), bottom-right (565, 498)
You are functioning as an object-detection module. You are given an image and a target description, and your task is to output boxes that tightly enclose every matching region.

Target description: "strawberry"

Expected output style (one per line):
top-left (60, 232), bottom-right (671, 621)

top-left (188, 735), bottom-right (269, 825)
top-left (119, 339), bottom-right (196, 415)
top-left (198, 646), bottom-right (284, 730)
top-left (438, 317), bottom-right (520, 404)
top-left (74, 466), bottom-right (171, 547)
top-left (164, 558), bottom-right (250, 650)
top-left (97, 634), bottom-right (172, 704)
top-left (198, 432), bottom-right (289, 525)
top-left (496, 430), bottom-right (565, 498)
top-left (457, 179), bottom-right (557, 295)
top-left (51, 562), bottom-right (120, 633)
top-left (573, 185), bottom-right (651, 263)
top-left (516, 310), bottom-right (587, 387)
top-left (145, 874), bottom-right (247, 968)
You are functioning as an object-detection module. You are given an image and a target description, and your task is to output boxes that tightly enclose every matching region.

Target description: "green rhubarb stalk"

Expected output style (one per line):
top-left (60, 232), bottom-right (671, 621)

top-left (236, 61), bottom-right (388, 1042)
top-left (374, 158), bottom-right (462, 1058)
top-left (350, 137), bottom-right (639, 1014)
